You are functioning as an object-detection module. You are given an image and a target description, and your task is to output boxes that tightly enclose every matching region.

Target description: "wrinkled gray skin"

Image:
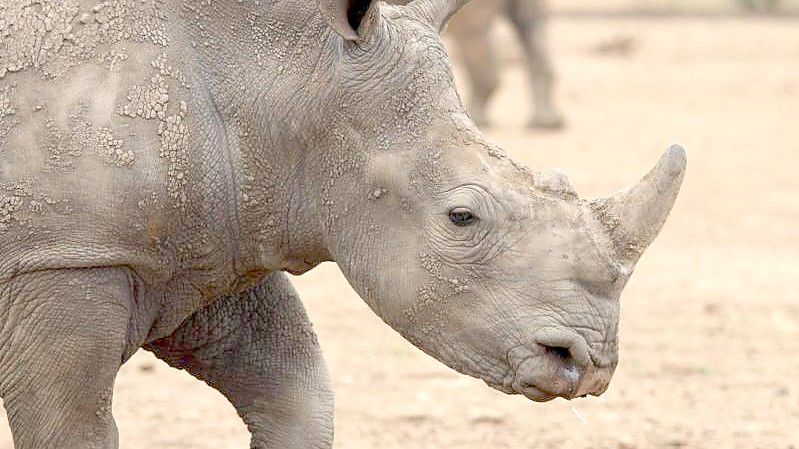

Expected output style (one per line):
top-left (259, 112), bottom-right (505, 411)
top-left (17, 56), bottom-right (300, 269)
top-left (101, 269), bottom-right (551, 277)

top-left (0, 0), bottom-right (685, 448)
top-left (391, 0), bottom-right (563, 128)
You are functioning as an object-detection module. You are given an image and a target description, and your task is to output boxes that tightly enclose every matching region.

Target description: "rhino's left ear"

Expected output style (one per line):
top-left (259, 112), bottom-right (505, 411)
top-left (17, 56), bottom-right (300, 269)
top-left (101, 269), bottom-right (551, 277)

top-left (319, 0), bottom-right (382, 41)
top-left (405, 0), bottom-right (471, 33)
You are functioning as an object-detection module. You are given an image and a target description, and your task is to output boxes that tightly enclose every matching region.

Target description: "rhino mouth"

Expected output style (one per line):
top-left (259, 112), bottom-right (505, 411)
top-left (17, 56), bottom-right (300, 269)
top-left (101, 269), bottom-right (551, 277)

top-left (485, 377), bottom-right (558, 402)
top-left (513, 383), bottom-right (560, 402)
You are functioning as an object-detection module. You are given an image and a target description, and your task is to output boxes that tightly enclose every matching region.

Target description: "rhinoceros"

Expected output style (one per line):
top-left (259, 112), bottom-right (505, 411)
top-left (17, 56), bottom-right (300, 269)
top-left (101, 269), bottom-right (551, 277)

top-left (446, 0), bottom-right (563, 128)
top-left (738, 0), bottom-right (780, 11)
top-left (389, 0), bottom-right (563, 128)
top-left (0, 0), bottom-right (685, 448)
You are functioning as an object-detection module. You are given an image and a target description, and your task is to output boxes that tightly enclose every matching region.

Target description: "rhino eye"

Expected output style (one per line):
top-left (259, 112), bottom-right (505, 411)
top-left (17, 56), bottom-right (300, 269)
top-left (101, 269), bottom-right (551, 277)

top-left (449, 207), bottom-right (478, 226)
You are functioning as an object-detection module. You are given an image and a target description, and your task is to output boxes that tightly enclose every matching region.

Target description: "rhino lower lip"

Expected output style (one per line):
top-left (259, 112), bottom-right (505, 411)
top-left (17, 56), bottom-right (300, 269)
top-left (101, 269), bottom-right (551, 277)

top-left (516, 384), bottom-right (558, 402)
top-left (487, 380), bottom-right (517, 395)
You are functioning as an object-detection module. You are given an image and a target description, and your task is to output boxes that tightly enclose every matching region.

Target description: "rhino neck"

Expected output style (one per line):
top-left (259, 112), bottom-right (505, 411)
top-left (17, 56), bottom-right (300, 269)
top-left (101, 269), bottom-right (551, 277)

top-left (174, 0), bottom-right (342, 275)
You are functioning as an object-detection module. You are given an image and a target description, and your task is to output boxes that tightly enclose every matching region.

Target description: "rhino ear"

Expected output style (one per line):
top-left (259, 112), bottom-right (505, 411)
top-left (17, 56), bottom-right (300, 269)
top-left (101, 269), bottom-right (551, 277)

top-left (592, 145), bottom-right (687, 265)
top-left (319, 0), bottom-right (382, 41)
top-left (405, 0), bottom-right (471, 33)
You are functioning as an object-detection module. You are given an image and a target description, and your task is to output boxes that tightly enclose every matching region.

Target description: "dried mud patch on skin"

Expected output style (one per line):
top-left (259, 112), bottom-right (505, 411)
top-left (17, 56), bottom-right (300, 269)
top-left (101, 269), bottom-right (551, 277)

top-left (0, 2), bottom-right (175, 213)
top-left (0, 85), bottom-right (20, 149)
top-left (117, 54), bottom-right (191, 210)
top-left (41, 103), bottom-right (89, 171)
top-left (96, 127), bottom-right (135, 167)
top-left (0, 0), bottom-right (168, 80)
top-left (157, 106), bottom-right (189, 210)
top-left (0, 86), bottom-right (16, 117)
top-left (35, 102), bottom-right (135, 171)
top-left (118, 72), bottom-right (170, 121)
top-left (0, 193), bottom-right (22, 230)
top-left (407, 252), bottom-right (471, 322)
top-left (0, 180), bottom-right (70, 233)
top-left (0, 1), bottom-right (80, 78)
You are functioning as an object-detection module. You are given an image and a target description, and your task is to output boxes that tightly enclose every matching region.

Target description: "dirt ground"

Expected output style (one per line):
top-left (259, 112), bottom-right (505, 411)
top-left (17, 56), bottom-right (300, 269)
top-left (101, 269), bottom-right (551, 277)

top-left (2, 9), bottom-right (798, 449)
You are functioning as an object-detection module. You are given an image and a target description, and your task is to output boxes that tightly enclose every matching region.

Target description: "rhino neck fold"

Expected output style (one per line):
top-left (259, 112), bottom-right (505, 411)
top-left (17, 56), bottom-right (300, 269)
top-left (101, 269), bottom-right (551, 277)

top-left (175, 0), bottom-right (341, 277)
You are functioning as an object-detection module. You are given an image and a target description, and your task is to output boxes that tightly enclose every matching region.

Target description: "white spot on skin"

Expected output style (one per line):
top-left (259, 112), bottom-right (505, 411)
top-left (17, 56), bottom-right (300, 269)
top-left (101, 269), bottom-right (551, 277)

top-left (0, 195), bottom-right (22, 230)
top-left (96, 127), bottom-right (135, 167)
top-left (0, 86), bottom-right (16, 116)
top-left (565, 364), bottom-right (580, 385)
top-left (370, 188), bottom-right (387, 199)
top-left (0, 1), bottom-right (169, 79)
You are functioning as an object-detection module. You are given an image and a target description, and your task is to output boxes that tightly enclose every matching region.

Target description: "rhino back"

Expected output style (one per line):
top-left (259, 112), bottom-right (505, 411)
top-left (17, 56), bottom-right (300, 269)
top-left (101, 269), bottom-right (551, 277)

top-left (0, 1), bottom-right (240, 291)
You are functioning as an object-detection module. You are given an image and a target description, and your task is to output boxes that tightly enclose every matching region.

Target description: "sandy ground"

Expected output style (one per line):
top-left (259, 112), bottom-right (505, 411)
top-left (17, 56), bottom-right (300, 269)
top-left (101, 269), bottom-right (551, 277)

top-left (2, 10), bottom-right (799, 449)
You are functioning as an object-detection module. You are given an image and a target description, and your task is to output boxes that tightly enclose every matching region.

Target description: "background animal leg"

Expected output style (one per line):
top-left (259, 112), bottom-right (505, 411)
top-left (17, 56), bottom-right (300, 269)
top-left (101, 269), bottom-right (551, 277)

top-left (447, 1), bottom-right (503, 127)
top-left (507, 0), bottom-right (564, 129)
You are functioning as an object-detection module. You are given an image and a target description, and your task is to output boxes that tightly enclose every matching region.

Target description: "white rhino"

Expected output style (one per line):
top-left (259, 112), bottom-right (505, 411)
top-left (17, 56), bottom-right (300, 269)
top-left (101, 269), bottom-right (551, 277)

top-left (738, 0), bottom-right (780, 11)
top-left (390, 0), bottom-right (563, 128)
top-left (446, 0), bottom-right (563, 128)
top-left (0, 0), bottom-right (685, 448)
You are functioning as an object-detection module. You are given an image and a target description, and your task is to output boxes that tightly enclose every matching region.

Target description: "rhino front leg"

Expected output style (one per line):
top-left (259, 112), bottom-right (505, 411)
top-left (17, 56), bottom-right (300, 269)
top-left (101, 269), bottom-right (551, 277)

top-left (507, 0), bottom-right (564, 129)
top-left (145, 272), bottom-right (334, 449)
top-left (0, 268), bottom-right (134, 449)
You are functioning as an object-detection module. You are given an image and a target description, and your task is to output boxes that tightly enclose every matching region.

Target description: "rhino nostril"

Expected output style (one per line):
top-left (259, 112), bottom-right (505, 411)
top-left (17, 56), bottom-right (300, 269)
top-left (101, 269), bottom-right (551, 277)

top-left (535, 332), bottom-right (593, 368)
top-left (543, 345), bottom-right (572, 361)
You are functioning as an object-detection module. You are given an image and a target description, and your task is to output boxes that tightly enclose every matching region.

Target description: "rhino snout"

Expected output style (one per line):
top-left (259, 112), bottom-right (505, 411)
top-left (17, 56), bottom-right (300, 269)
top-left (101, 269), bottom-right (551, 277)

top-left (509, 332), bottom-right (616, 402)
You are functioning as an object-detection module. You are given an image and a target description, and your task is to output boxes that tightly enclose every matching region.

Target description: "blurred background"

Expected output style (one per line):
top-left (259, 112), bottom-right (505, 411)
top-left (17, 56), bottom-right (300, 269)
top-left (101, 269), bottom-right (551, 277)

top-left (2, 0), bottom-right (798, 447)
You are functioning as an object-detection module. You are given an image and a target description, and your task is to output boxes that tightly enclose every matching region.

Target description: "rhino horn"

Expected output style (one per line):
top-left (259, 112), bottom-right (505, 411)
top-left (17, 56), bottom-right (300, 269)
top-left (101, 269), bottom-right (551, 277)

top-left (318, 0), bottom-right (379, 41)
top-left (593, 145), bottom-right (687, 264)
top-left (406, 0), bottom-right (471, 33)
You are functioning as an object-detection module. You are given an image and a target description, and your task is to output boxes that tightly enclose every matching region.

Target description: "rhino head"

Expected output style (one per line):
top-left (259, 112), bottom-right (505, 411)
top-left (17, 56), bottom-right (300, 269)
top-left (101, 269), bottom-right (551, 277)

top-left (308, 0), bottom-right (686, 401)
